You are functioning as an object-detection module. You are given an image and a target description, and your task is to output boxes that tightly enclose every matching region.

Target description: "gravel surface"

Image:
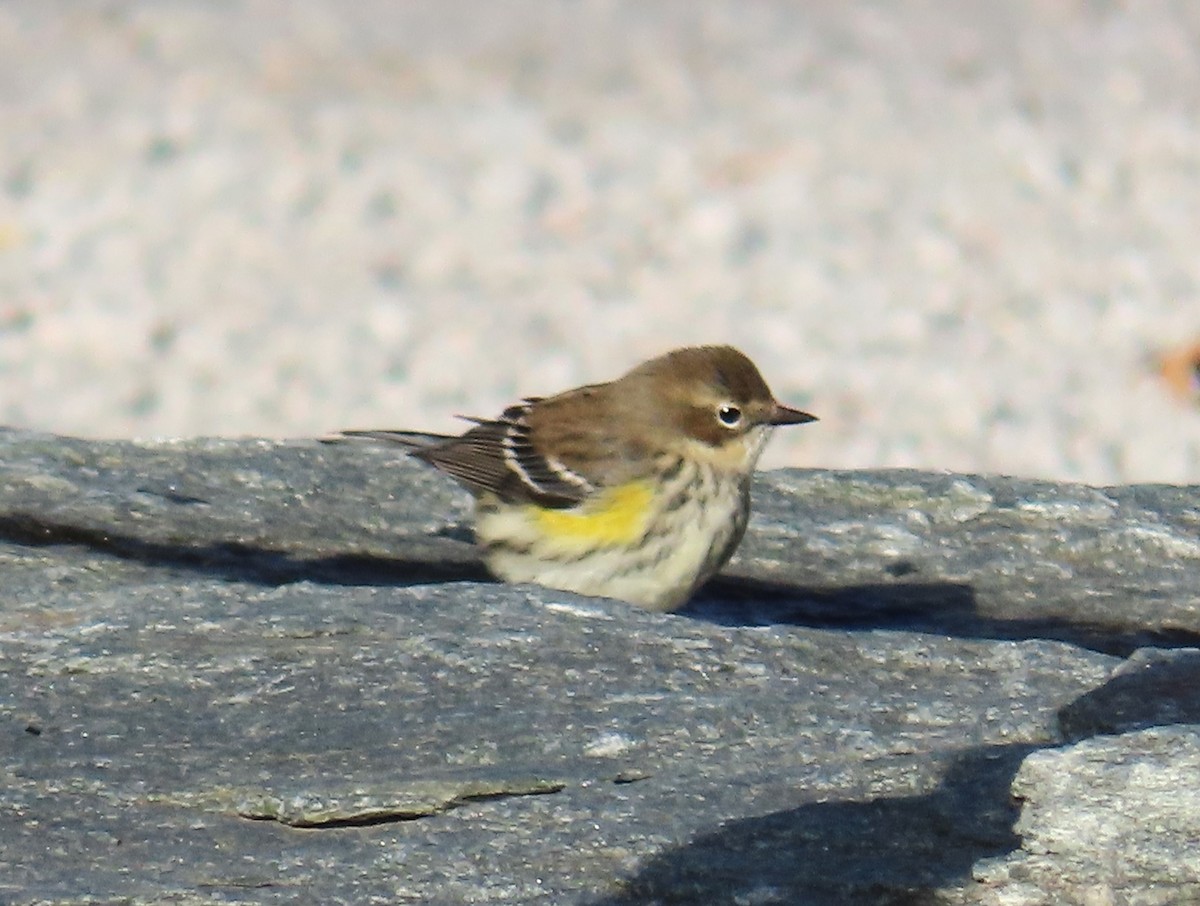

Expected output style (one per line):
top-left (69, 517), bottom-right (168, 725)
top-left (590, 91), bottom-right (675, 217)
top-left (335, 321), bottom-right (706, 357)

top-left (2, 0), bottom-right (1199, 483)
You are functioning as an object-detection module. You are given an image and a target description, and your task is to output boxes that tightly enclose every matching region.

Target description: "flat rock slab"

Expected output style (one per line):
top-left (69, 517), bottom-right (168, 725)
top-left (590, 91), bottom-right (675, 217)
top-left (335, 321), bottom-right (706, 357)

top-left (1, 430), bottom-right (1198, 904)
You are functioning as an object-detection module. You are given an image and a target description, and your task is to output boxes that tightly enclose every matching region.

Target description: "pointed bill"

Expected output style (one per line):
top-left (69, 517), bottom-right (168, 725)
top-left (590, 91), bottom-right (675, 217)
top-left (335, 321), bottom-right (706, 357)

top-left (769, 403), bottom-right (818, 426)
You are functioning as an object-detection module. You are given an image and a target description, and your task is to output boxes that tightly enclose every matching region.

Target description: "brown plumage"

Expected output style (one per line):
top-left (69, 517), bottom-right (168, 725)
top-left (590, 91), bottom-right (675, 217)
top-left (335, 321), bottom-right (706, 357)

top-left (335, 345), bottom-right (816, 610)
top-left (342, 346), bottom-right (814, 506)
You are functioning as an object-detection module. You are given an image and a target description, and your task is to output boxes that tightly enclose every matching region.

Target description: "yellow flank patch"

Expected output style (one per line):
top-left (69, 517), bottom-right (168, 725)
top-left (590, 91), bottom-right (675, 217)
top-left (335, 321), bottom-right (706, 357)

top-left (531, 481), bottom-right (655, 547)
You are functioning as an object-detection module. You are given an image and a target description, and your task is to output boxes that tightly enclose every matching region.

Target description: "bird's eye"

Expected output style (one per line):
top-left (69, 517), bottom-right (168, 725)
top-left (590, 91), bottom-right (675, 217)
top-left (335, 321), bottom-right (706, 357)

top-left (717, 404), bottom-right (742, 427)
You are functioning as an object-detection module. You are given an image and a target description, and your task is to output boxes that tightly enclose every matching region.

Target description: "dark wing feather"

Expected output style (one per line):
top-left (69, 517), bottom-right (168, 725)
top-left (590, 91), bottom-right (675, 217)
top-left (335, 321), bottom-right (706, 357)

top-left (418, 403), bottom-right (592, 507)
top-left (337, 405), bottom-right (593, 508)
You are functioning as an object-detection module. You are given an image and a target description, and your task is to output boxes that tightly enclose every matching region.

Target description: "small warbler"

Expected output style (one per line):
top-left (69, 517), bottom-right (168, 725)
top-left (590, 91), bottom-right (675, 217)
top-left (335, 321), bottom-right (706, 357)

top-left (341, 345), bottom-right (815, 611)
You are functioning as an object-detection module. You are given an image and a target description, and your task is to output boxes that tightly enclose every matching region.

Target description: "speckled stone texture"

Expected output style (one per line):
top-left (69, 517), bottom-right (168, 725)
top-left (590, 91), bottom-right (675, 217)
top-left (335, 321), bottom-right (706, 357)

top-left (1, 429), bottom-right (1198, 904)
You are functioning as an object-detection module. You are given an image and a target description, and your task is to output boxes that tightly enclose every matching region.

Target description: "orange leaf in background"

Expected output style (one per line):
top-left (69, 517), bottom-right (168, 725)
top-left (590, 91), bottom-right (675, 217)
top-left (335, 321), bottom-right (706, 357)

top-left (1160, 340), bottom-right (1200, 404)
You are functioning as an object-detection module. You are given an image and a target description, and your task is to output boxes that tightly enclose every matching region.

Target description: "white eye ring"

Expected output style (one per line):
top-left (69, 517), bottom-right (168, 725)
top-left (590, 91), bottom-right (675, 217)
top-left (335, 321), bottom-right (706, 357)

top-left (717, 404), bottom-right (742, 428)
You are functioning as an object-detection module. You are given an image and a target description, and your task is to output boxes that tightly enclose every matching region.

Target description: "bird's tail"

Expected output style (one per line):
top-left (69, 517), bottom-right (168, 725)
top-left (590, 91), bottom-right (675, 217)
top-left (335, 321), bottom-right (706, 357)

top-left (321, 429), bottom-right (453, 452)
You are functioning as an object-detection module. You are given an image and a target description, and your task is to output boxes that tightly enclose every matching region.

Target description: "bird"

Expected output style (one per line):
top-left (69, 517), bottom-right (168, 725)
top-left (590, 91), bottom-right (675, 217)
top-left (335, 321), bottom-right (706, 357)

top-left (337, 345), bottom-right (816, 611)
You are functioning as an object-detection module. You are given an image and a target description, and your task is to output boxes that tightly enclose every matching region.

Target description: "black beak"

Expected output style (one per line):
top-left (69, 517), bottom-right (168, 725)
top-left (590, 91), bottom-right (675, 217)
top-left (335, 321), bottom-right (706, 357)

top-left (770, 403), bottom-right (818, 426)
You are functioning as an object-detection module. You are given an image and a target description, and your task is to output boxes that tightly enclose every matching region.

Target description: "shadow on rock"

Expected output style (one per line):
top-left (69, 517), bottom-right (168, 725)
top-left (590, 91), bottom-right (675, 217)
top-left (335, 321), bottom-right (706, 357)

top-left (1057, 647), bottom-right (1200, 741)
top-left (6, 508), bottom-right (1199, 658)
top-left (0, 512), bottom-right (491, 587)
top-left (589, 743), bottom-right (1038, 906)
top-left (692, 575), bottom-right (1200, 657)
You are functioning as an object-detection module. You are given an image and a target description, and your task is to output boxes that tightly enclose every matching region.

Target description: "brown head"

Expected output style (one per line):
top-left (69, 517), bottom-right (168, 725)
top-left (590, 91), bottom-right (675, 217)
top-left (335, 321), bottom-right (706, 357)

top-left (606, 345), bottom-right (816, 472)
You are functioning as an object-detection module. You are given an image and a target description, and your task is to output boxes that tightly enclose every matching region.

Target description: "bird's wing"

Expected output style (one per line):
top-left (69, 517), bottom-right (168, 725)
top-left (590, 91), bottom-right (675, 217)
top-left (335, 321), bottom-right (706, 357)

top-left (333, 405), bottom-right (594, 508)
top-left (414, 402), bottom-right (594, 507)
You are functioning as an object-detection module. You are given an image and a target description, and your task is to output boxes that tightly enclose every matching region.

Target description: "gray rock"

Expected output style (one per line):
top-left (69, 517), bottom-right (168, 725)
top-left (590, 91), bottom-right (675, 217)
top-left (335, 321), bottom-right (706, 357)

top-left (1, 429), bottom-right (1197, 904)
top-left (725, 470), bottom-right (1200, 652)
top-left (974, 726), bottom-right (1200, 905)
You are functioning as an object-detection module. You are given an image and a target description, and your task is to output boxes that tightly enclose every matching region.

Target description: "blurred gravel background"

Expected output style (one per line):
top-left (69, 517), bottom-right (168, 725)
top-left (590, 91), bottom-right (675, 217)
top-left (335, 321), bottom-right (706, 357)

top-left (2, 0), bottom-right (1199, 484)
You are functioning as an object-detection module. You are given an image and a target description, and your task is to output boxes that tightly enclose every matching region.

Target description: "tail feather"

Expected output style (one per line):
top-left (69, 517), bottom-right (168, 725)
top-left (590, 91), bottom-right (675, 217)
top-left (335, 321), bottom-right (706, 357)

top-left (322, 430), bottom-right (453, 451)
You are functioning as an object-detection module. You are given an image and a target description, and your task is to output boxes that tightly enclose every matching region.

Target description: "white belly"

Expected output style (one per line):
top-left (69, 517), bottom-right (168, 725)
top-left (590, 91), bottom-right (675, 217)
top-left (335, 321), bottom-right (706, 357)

top-left (476, 461), bottom-right (750, 611)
